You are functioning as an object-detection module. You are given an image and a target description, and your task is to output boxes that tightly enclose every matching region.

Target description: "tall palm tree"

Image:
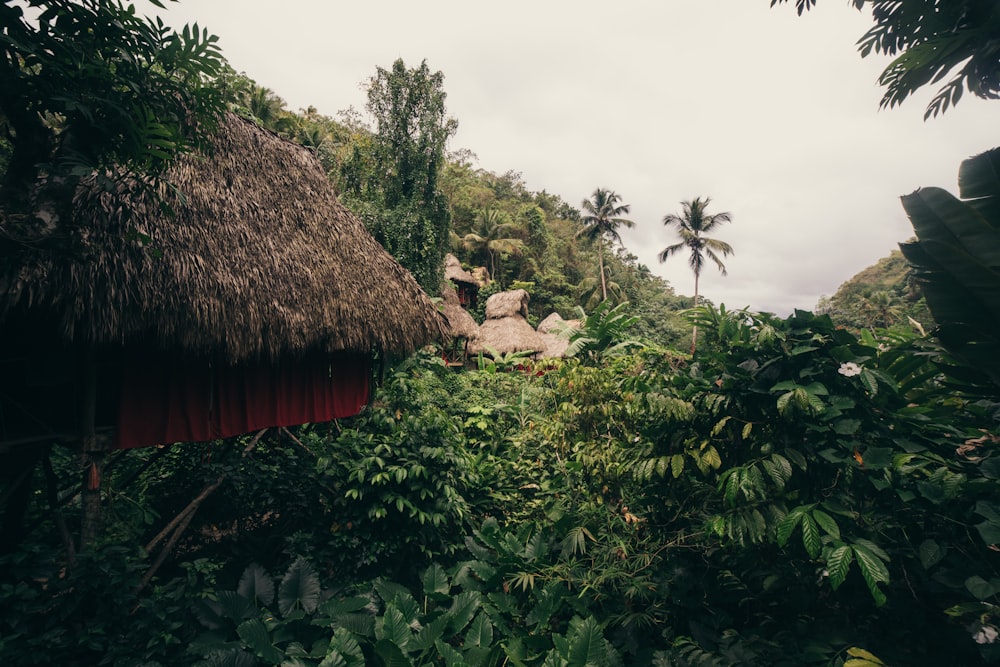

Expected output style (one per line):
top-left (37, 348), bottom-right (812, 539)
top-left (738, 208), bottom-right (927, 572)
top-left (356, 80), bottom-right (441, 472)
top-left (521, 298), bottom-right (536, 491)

top-left (659, 196), bottom-right (734, 354)
top-left (577, 188), bottom-right (634, 301)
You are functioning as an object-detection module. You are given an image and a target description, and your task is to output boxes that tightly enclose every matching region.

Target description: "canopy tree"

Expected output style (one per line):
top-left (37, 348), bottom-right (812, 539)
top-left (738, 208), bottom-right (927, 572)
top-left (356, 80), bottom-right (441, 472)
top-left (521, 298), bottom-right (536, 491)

top-left (577, 188), bottom-right (634, 301)
top-left (772, 0), bottom-right (1000, 119)
top-left (659, 196), bottom-right (734, 354)
top-left (0, 0), bottom-right (225, 239)
top-left (342, 58), bottom-right (457, 293)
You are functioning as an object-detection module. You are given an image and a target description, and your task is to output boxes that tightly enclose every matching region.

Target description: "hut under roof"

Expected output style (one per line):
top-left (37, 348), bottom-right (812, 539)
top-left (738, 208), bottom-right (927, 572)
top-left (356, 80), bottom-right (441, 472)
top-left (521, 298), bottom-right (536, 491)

top-left (439, 281), bottom-right (479, 342)
top-left (468, 289), bottom-right (544, 357)
top-left (443, 253), bottom-right (481, 308)
top-left (0, 112), bottom-right (445, 451)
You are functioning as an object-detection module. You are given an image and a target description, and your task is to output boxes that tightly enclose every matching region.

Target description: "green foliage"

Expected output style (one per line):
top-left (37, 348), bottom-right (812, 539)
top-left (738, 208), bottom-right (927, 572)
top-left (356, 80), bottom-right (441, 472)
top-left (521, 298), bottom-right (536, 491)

top-left (341, 58), bottom-right (457, 293)
top-left (773, 0), bottom-right (1000, 118)
top-left (560, 300), bottom-right (642, 361)
top-left (0, 0), bottom-right (225, 211)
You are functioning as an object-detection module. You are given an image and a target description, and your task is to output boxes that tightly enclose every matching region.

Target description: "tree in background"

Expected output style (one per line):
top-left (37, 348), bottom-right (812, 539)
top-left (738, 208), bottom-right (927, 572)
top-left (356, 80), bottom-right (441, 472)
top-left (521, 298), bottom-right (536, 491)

top-left (577, 188), bottom-right (634, 301)
top-left (460, 207), bottom-right (526, 283)
top-left (659, 197), bottom-right (733, 354)
top-left (772, 0), bottom-right (1000, 119)
top-left (341, 58), bottom-right (457, 292)
top-left (0, 0), bottom-right (225, 235)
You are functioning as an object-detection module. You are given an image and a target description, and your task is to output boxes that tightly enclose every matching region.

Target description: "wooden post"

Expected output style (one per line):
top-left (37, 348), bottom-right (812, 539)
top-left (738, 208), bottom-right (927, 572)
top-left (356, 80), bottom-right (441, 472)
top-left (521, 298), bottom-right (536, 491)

top-left (79, 348), bottom-right (105, 550)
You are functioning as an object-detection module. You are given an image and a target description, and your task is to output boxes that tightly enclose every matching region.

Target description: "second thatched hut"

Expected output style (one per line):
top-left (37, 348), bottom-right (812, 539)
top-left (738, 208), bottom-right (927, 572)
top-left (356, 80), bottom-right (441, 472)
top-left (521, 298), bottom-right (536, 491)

top-left (468, 289), bottom-right (545, 357)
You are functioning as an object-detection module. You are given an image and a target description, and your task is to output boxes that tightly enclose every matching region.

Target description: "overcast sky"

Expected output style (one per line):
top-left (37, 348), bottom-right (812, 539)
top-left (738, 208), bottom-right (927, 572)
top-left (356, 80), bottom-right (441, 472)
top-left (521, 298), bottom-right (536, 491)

top-left (153, 1), bottom-right (995, 316)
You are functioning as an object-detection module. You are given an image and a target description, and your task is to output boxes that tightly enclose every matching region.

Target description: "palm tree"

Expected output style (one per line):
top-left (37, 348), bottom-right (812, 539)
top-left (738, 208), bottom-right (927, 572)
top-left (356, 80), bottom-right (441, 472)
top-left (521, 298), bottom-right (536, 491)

top-left (659, 196), bottom-right (734, 354)
top-left (577, 188), bottom-right (634, 301)
top-left (461, 208), bottom-right (526, 282)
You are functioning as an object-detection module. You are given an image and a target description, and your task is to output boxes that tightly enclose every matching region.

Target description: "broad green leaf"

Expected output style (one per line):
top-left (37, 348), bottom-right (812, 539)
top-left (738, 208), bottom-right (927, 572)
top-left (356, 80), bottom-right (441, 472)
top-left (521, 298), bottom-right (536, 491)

top-left (435, 639), bottom-right (467, 667)
top-left (853, 543), bottom-right (890, 606)
top-left (237, 563), bottom-right (275, 607)
top-left (918, 539), bottom-right (946, 569)
top-left (422, 564), bottom-right (450, 598)
top-left (323, 628), bottom-right (365, 667)
top-left (965, 575), bottom-right (997, 600)
top-left (800, 513), bottom-right (822, 559)
top-left (776, 510), bottom-right (804, 548)
top-left (411, 614), bottom-right (449, 651)
top-left (374, 638), bottom-right (414, 667)
top-left (826, 545), bottom-right (853, 590)
top-left (279, 558), bottom-right (321, 616)
top-left (859, 368), bottom-right (878, 395)
top-left (464, 612), bottom-right (494, 649)
top-left (447, 591), bottom-right (482, 635)
top-left (811, 509), bottom-right (840, 540)
top-left (236, 618), bottom-right (284, 665)
top-left (671, 454), bottom-right (685, 478)
top-left (377, 604), bottom-right (411, 650)
top-left (567, 616), bottom-right (606, 667)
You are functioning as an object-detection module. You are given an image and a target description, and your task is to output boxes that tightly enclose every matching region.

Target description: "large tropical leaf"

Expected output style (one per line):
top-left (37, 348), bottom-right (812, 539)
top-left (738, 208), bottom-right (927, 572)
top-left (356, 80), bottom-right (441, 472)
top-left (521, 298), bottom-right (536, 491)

top-left (899, 147), bottom-right (1000, 388)
top-left (278, 558), bottom-right (321, 617)
top-left (237, 563), bottom-right (275, 608)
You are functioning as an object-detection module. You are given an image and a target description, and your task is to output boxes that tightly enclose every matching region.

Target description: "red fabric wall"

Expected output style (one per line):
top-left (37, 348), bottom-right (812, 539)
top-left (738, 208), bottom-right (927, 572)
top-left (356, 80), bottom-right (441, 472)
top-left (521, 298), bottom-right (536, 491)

top-left (115, 351), bottom-right (370, 449)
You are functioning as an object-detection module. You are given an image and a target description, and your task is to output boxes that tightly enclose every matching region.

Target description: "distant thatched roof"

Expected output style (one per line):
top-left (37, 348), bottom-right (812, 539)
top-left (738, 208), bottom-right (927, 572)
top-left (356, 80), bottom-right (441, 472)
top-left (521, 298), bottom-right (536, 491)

top-left (486, 289), bottom-right (530, 320)
top-left (0, 113), bottom-right (445, 361)
top-left (536, 313), bottom-right (582, 359)
top-left (444, 253), bottom-right (478, 285)
top-left (439, 281), bottom-right (479, 341)
top-left (469, 289), bottom-right (544, 356)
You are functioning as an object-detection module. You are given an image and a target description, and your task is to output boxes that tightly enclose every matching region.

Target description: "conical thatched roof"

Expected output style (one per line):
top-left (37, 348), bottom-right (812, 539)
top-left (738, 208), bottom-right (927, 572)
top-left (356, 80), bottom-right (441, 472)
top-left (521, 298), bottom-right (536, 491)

top-left (469, 289), bottom-right (544, 356)
top-left (444, 253), bottom-right (478, 286)
top-left (0, 113), bottom-right (445, 361)
top-left (439, 281), bottom-right (479, 341)
top-left (536, 312), bottom-right (581, 358)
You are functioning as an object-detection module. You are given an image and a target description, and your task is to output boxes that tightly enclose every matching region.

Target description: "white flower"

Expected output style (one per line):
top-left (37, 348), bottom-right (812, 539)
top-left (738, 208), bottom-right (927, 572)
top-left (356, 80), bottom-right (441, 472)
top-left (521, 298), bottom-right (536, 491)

top-left (838, 362), bottom-right (862, 377)
top-left (974, 625), bottom-right (999, 645)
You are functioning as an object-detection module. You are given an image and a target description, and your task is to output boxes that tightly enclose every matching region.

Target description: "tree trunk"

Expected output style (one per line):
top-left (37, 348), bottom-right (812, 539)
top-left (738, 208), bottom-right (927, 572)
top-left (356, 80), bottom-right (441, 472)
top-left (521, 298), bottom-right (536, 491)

top-left (598, 244), bottom-right (607, 301)
top-left (690, 273), bottom-right (700, 356)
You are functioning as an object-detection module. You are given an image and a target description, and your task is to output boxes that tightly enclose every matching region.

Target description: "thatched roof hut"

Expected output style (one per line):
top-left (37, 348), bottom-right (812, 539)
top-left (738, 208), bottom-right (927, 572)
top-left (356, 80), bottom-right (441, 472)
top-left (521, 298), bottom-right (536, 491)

top-left (536, 312), bottom-right (581, 359)
top-left (469, 289), bottom-right (544, 357)
top-left (443, 253), bottom-right (481, 308)
top-left (439, 281), bottom-right (479, 341)
top-left (444, 253), bottom-right (478, 286)
top-left (0, 113), bottom-right (445, 450)
top-left (2, 113), bottom-right (443, 360)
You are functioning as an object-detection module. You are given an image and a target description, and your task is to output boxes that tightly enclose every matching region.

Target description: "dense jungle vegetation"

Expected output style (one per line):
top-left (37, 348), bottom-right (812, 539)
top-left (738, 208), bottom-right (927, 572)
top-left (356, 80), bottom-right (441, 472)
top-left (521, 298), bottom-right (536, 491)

top-left (2, 1), bottom-right (999, 666)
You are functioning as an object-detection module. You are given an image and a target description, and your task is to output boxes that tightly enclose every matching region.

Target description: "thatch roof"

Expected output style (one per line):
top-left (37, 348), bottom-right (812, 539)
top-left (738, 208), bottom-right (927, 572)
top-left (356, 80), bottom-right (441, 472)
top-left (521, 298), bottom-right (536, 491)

top-left (485, 289), bottom-right (530, 320)
top-left (439, 281), bottom-right (479, 341)
top-left (469, 289), bottom-right (544, 356)
top-left (536, 312), bottom-right (581, 359)
top-left (0, 113), bottom-right (445, 361)
top-left (444, 253), bottom-right (478, 285)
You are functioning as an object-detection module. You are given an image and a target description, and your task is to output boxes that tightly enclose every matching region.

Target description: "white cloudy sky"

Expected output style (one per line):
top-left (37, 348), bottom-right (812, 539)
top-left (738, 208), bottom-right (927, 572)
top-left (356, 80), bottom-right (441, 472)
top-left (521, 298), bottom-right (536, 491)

top-left (153, 1), bottom-right (995, 316)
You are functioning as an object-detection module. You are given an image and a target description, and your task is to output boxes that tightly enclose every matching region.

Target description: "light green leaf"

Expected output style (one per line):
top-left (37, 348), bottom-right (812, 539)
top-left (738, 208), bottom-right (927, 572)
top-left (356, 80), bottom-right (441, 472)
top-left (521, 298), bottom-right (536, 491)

top-left (776, 509), bottom-right (804, 548)
top-left (464, 612), bottom-right (494, 649)
top-left (236, 618), bottom-right (284, 665)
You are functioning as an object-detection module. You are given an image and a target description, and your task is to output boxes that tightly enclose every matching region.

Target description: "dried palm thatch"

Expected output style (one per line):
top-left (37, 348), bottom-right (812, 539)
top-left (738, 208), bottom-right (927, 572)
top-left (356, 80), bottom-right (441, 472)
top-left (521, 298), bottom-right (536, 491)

top-left (485, 288), bottom-right (530, 320)
top-left (443, 253), bottom-right (478, 286)
top-left (439, 281), bottom-right (478, 341)
top-left (469, 289), bottom-right (544, 356)
top-left (0, 113), bottom-right (446, 361)
top-left (536, 312), bottom-right (581, 358)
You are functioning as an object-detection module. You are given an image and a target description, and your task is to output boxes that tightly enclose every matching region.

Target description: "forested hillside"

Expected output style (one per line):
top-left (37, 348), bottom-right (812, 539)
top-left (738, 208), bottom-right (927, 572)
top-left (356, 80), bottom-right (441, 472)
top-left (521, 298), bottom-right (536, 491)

top-left (816, 249), bottom-right (933, 331)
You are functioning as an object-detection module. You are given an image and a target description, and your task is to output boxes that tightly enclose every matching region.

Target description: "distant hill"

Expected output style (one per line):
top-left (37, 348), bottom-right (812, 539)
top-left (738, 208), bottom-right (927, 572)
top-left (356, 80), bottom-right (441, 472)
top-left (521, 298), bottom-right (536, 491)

top-left (816, 248), bottom-right (933, 330)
